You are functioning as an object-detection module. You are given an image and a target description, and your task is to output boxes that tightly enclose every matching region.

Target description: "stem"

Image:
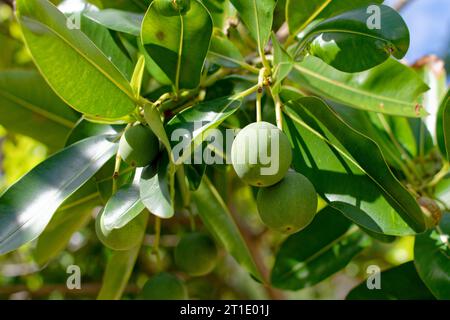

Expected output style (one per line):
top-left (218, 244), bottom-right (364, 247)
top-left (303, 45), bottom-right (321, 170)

top-left (377, 113), bottom-right (421, 182)
top-left (426, 162), bottom-right (449, 188)
top-left (176, 165), bottom-right (190, 208)
top-left (271, 89), bottom-right (284, 130)
top-left (232, 84), bottom-right (260, 100)
top-left (256, 69), bottom-right (266, 122)
top-left (202, 68), bottom-right (231, 88)
top-left (153, 217), bottom-right (162, 270)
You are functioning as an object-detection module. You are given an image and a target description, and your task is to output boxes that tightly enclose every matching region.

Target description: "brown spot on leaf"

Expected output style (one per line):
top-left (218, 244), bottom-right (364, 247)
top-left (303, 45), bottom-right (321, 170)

top-left (415, 104), bottom-right (422, 116)
top-left (156, 31), bottom-right (165, 41)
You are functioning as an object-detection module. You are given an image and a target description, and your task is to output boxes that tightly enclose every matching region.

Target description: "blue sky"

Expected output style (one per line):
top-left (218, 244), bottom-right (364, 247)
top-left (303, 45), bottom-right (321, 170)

top-left (385, 0), bottom-right (450, 63)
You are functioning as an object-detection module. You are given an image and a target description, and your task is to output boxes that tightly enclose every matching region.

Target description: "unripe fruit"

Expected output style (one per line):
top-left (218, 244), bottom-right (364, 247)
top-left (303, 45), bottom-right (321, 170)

top-left (257, 171), bottom-right (317, 234)
top-left (95, 211), bottom-right (148, 251)
top-left (118, 124), bottom-right (159, 168)
top-left (418, 197), bottom-right (442, 229)
top-left (142, 273), bottom-right (188, 300)
top-left (175, 232), bottom-right (218, 276)
top-left (154, 0), bottom-right (191, 16)
top-left (231, 122), bottom-right (292, 187)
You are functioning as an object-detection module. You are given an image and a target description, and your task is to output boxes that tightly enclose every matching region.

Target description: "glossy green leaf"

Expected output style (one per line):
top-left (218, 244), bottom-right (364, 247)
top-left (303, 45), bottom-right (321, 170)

top-left (185, 163), bottom-right (206, 191)
top-left (208, 32), bottom-right (247, 69)
top-left (413, 57), bottom-right (447, 146)
top-left (65, 119), bottom-right (124, 146)
top-left (329, 103), bottom-right (405, 171)
top-left (0, 135), bottom-right (118, 254)
top-left (143, 103), bottom-right (172, 158)
top-left (95, 0), bottom-right (151, 12)
top-left (138, 40), bottom-right (172, 85)
top-left (201, 0), bottom-right (229, 29)
top-left (414, 214), bottom-right (450, 299)
top-left (229, 0), bottom-right (276, 56)
top-left (192, 177), bottom-right (262, 281)
top-left (437, 91), bottom-right (450, 160)
top-left (16, 0), bottom-right (137, 118)
top-left (271, 33), bottom-right (293, 94)
top-left (290, 56), bottom-right (429, 117)
top-left (33, 180), bottom-right (101, 265)
top-left (286, 0), bottom-right (383, 36)
top-left (97, 245), bottom-right (141, 300)
top-left (347, 262), bottom-right (435, 300)
top-left (297, 5), bottom-right (408, 72)
top-left (141, 0), bottom-right (213, 90)
top-left (84, 9), bottom-right (143, 36)
top-left (435, 175), bottom-right (450, 210)
top-left (140, 154), bottom-right (173, 219)
top-left (0, 70), bottom-right (79, 150)
top-left (166, 96), bottom-right (242, 164)
top-left (272, 206), bottom-right (369, 290)
top-left (102, 171), bottom-right (145, 229)
top-left (79, 13), bottom-right (134, 80)
top-left (284, 98), bottom-right (425, 235)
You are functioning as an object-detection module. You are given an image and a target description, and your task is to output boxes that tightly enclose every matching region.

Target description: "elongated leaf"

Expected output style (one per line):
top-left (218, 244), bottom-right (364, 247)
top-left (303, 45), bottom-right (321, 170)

top-left (283, 99), bottom-right (424, 235)
top-left (202, 0), bottom-right (229, 29)
top-left (347, 262), bottom-right (435, 300)
top-left (298, 5), bottom-right (409, 72)
top-left (414, 214), bottom-right (450, 299)
top-left (229, 0), bottom-right (276, 56)
top-left (208, 33), bottom-right (247, 69)
top-left (140, 155), bottom-right (173, 219)
top-left (412, 56), bottom-right (447, 146)
top-left (33, 180), bottom-right (101, 265)
top-left (0, 70), bottom-right (79, 150)
top-left (84, 9), bottom-right (143, 36)
top-left (271, 33), bottom-right (293, 94)
top-left (272, 207), bottom-right (369, 290)
top-left (16, 0), bottom-right (137, 118)
top-left (290, 97), bottom-right (426, 232)
top-left (286, 0), bottom-right (383, 36)
top-left (97, 245), bottom-right (141, 300)
top-left (103, 170), bottom-right (145, 229)
top-left (437, 91), bottom-right (450, 160)
top-left (141, 0), bottom-right (213, 90)
top-left (290, 56), bottom-right (429, 117)
top-left (166, 96), bottom-right (242, 164)
top-left (96, 0), bottom-right (151, 12)
top-left (0, 135), bottom-right (118, 254)
top-left (192, 177), bottom-right (262, 281)
top-left (65, 119), bottom-right (124, 146)
top-left (329, 103), bottom-right (405, 171)
top-left (79, 13), bottom-right (133, 79)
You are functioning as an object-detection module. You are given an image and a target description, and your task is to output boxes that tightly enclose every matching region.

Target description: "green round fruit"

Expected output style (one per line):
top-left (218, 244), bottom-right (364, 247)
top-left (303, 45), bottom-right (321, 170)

top-left (154, 0), bottom-right (191, 16)
top-left (118, 124), bottom-right (159, 168)
top-left (175, 232), bottom-right (218, 276)
top-left (142, 273), bottom-right (188, 300)
top-left (257, 171), bottom-right (317, 234)
top-left (95, 210), bottom-right (148, 251)
top-left (231, 122), bottom-right (292, 187)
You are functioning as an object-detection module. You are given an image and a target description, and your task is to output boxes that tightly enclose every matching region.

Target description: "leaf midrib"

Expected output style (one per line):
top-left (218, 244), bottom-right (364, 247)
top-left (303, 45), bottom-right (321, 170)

top-left (0, 138), bottom-right (115, 246)
top-left (277, 227), bottom-right (359, 280)
top-left (285, 106), bottom-right (420, 227)
top-left (0, 89), bottom-right (75, 128)
top-left (22, 16), bottom-right (135, 103)
top-left (290, 0), bottom-right (333, 35)
top-left (294, 64), bottom-right (417, 108)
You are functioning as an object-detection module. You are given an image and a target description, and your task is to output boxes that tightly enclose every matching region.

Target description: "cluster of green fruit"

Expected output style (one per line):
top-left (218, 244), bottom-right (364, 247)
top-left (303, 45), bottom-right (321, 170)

top-left (231, 122), bottom-right (318, 234)
top-left (141, 232), bottom-right (218, 300)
